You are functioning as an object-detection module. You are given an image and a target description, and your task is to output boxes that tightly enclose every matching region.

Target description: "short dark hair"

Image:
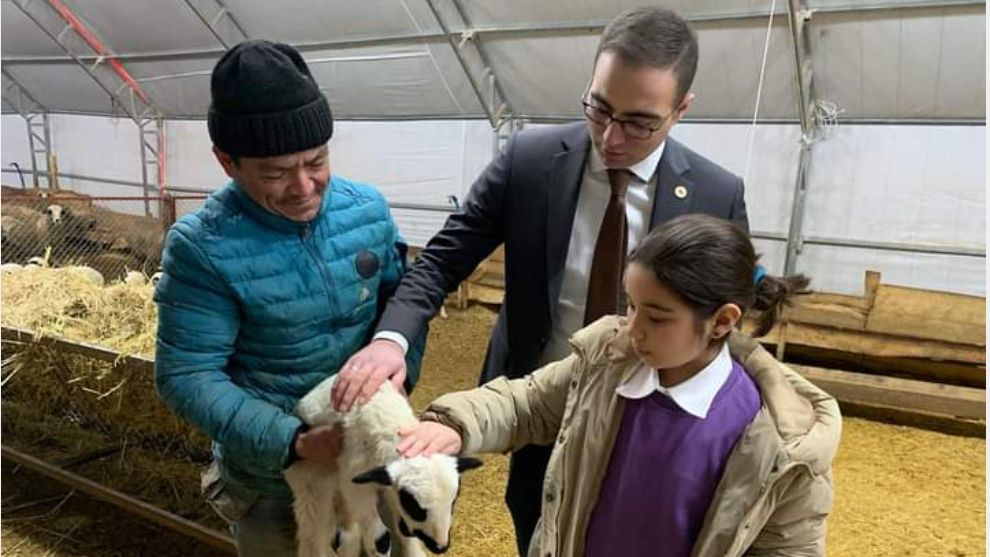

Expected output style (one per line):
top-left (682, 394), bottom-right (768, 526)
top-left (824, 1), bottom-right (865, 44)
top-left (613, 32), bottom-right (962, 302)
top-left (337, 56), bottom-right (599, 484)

top-left (629, 214), bottom-right (810, 338)
top-left (595, 7), bottom-right (699, 104)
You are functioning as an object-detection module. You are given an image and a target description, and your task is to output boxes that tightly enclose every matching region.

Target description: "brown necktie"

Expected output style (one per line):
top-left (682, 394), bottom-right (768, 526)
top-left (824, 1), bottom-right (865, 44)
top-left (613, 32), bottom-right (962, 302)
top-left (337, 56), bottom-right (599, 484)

top-left (584, 169), bottom-right (631, 325)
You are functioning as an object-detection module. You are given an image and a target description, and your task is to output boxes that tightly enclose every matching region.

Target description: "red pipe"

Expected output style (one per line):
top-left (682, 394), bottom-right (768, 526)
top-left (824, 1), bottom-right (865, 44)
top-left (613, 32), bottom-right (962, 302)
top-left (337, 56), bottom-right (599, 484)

top-left (46, 0), bottom-right (167, 191)
top-left (46, 0), bottom-right (151, 106)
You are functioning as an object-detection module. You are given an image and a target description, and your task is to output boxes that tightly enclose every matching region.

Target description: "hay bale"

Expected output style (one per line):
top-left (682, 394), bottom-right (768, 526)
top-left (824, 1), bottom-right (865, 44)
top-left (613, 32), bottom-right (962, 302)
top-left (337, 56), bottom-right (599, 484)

top-left (1, 268), bottom-right (209, 458)
top-left (2, 345), bottom-right (209, 459)
top-left (1, 267), bottom-right (156, 356)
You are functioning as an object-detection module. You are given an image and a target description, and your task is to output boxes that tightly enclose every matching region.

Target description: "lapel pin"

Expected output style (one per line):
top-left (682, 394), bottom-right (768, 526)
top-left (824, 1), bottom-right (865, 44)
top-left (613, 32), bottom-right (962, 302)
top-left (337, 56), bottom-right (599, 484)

top-left (674, 185), bottom-right (688, 199)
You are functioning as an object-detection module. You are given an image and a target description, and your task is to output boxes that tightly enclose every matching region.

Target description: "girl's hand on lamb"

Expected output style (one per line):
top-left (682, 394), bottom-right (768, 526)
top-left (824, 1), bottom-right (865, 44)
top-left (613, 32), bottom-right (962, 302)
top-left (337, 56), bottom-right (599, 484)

top-left (396, 422), bottom-right (462, 458)
top-left (295, 423), bottom-right (345, 467)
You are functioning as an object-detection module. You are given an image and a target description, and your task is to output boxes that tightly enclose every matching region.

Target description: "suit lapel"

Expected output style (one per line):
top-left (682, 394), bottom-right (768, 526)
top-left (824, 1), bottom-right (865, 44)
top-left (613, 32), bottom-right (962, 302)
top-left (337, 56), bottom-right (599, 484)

top-left (650, 138), bottom-right (694, 229)
top-left (545, 127), bottom-right (590, 314)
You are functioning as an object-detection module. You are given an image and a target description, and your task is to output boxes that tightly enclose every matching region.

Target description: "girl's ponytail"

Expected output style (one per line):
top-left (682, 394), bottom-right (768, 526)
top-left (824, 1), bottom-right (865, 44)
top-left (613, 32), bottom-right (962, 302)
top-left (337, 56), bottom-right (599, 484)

top-left (751, 273), bottom-right (811, 337)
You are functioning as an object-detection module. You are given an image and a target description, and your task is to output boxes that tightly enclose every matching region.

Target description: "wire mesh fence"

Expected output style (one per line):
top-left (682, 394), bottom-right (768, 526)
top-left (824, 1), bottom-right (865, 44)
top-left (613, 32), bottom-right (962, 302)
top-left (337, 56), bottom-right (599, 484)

top-left (1, 188), bottom-right (208, 282)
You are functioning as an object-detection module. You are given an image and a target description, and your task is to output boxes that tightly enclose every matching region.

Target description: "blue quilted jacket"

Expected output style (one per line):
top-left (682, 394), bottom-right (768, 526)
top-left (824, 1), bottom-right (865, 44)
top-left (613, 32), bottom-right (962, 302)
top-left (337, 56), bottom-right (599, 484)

top-left (154, 176), bottom-right (424, 495)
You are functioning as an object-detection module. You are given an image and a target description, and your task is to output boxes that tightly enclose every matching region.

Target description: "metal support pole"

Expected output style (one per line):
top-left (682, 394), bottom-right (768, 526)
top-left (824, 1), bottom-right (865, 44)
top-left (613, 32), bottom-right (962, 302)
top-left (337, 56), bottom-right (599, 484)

top-left (448, 0), bottom-right (513, 121)
top-left (138, 118), bottom-right (163, 216)
top-left (1, 68), bottom-right (53, 188)
top-left (783, 0), bottom-right (816, 276)
top-left (424, 0), bottom-right (513, 128)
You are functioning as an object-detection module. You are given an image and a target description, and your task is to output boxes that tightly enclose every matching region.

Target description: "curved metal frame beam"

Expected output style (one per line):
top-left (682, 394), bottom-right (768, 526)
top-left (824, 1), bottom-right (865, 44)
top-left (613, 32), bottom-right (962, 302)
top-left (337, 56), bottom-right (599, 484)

top-left (4, 0), bottom-right (981, 67)
top-left (12, 0), bottom-right (167, 214)
top-left (181, 0), bottom-right (248, 49)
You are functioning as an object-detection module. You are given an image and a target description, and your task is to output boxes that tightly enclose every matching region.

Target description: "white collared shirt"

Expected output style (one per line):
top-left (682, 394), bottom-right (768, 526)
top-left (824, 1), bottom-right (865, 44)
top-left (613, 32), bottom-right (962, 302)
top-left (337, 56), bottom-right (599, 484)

top-left (615, 343), bottom-right (733, 419)
top-left (538, 141), bottom-right (664, 365)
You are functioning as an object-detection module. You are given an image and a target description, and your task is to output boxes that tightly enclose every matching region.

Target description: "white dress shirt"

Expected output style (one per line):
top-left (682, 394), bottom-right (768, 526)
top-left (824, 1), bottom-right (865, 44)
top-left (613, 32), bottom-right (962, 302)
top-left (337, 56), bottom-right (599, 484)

top-left (615, 342), bottom-right (733, 419)
top-left (538, 141), bottom-right (665, 365)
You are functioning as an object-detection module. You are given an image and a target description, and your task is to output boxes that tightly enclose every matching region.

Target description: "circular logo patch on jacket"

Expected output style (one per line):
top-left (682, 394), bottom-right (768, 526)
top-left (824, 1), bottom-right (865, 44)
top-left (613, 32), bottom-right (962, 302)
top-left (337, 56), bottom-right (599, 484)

top-left (355, 250), bottom-right (380, 279)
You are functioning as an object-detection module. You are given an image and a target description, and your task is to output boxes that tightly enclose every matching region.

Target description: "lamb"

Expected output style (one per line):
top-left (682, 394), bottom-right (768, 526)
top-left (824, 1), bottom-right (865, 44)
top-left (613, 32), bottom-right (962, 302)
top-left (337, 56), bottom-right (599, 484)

top-left (124, 270), bottom-right (147, 285)
top-left (61, 265), bottom-right (105, 286)
top-left (0, 263), bottom-right (23, 274)
top-left (285, 376), bottom-right (482, 557)
top-left (44, 204), bottom-right (96, 261)
top-left (45, 204), bottom-right (64, 224)
top-left (25, 256), bottom-right (48, 268)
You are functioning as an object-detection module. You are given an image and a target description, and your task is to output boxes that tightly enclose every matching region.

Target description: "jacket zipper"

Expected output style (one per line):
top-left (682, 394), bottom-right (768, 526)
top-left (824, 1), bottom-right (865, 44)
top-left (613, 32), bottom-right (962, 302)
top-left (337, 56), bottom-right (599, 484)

top-left (300, 224), bottom-right (338, 316)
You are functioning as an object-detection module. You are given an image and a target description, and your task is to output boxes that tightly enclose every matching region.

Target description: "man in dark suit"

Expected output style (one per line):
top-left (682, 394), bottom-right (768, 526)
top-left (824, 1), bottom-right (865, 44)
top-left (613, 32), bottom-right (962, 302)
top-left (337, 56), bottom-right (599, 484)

top-left (332, 7), bottom-right (748, 555)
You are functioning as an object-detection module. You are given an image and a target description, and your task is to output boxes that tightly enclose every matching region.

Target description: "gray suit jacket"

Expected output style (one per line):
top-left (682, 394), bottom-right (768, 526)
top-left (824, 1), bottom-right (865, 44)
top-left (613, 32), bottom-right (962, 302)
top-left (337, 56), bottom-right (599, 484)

top-left (377, 122), bottom-right (748, 384)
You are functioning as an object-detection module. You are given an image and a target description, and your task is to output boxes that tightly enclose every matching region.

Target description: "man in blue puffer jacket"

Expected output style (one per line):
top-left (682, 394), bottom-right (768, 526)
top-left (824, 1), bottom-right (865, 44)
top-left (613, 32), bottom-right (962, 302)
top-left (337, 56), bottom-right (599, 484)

top-left (154, 40), bottom-right (424, 556)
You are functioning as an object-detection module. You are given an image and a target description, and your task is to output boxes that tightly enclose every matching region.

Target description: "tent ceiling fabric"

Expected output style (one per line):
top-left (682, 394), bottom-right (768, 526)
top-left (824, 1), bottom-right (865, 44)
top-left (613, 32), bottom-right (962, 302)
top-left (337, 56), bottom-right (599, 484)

top-left (223, 0), bottom-right (442, 42)
top-left (51, 0), bottom-right (222, 53)
top-left (813, 6), bottom-right (986, 119)
top-left (3, 63), bottom-right (113, 114)
top-left (0, 0), bottom-right (984, 120)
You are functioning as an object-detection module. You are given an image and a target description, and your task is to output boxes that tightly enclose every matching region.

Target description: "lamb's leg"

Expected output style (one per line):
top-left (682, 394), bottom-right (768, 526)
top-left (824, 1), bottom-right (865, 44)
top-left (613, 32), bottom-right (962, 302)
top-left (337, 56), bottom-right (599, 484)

top-left (359, 513), bottom-right (391, 557)
top-left (352, 493), bottom-right (390, 557)
top-left (285, 461), bottom-right (339, 557)
top-left (336, 481), bottom-right (383, 557)
top-left (333, 523), bottom-right (362, 557)
top-left (333, 499), bottom-right (361, 557)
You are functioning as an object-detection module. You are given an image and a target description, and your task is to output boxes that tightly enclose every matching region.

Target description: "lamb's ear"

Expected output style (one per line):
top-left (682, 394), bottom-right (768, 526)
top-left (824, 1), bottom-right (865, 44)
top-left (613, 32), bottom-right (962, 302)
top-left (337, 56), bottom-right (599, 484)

top-left (353, 466), bottom-right (392, 486)
top-left (456, 457), bottom-right (483, 473)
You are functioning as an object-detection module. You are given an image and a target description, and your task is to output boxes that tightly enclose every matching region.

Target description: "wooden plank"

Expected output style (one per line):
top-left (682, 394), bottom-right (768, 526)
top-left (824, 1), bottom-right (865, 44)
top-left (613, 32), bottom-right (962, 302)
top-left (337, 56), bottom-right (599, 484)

top-left (866, 284), bottom-right (985, 347)
top-left (1, 445), bottom-right (236, 554)
top-left (793, 364), bottom-right (986, 420)
top-left (0, 327), bottom-right (154, 373)
top-left (775, 343), bottom-right (985, 388)
top-left (762, 322), bottom-right (984, 365)
top-left (465, 283), bottom-right (504, 305)
top-left (783, 300), bottom-right (867, 330)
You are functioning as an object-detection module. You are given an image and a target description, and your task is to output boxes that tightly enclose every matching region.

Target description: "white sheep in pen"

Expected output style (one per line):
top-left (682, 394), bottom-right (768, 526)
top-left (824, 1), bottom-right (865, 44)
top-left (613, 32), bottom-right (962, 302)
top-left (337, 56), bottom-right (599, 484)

top-left (285, 376), bottom-right (482, 557)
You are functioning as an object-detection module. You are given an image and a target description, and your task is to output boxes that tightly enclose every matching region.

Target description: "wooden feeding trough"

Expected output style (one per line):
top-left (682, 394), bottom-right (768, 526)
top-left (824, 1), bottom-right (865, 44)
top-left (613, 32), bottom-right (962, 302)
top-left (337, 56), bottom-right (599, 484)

top-left (755, 271), bottom-right (985, 423)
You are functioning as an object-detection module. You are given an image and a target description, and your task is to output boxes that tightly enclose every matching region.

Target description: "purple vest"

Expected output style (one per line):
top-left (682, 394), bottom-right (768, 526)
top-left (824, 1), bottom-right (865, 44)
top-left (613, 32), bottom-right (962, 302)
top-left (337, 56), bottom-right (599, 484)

top-left (585, 360), bottom-right (761, 556)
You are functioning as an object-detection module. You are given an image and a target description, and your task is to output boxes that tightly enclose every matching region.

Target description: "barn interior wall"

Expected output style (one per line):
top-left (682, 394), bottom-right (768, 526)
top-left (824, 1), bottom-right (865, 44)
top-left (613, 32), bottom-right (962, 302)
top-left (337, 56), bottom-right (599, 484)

top-left (1, 113), bottom-right (984, 295)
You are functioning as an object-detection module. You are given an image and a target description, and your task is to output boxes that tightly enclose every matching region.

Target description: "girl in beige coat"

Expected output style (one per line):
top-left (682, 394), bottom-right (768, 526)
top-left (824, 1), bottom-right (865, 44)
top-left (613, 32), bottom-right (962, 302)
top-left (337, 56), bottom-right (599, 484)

top-left (399, 214), bottom-right (841, 557)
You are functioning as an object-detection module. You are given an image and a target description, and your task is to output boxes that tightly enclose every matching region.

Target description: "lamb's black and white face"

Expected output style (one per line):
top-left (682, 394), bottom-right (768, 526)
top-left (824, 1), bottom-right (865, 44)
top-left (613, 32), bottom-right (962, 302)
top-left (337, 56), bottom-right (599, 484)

top-left (353, 455), bottom-right (483, 554)
top-left (45, 204), bottom-right (63, 224)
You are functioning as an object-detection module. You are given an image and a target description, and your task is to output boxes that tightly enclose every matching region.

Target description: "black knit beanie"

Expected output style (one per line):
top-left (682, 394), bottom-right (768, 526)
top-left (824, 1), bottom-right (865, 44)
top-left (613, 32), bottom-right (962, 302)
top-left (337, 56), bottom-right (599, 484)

top-left (208, 40), bottom-right (333, 158)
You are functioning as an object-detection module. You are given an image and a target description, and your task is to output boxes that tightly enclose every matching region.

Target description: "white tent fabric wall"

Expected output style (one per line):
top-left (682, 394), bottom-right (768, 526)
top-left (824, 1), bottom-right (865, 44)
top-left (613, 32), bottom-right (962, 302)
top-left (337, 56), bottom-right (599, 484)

top-left (670, 123), bottom-right (802, 280)
top-left (2, 114), bottom-right (151, 214)
top-left (166, 118), bottom-right (495, 246)
top-left (51, 114), bottom-right (143, 197)
top-left (800, 125), bottom-right (985, 296)
top-left (3, 113), bottom-right (983, 295)
top-left (1, 115), bottom-right (30, 184)
top-left (1, 114), bottom-right (494, 246)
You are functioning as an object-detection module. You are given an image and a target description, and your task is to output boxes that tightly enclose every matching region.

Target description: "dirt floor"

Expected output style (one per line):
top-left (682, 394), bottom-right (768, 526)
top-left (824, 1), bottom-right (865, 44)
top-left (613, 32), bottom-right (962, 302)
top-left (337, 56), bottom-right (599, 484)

top-left (1, 305), bottom-right (985, 556)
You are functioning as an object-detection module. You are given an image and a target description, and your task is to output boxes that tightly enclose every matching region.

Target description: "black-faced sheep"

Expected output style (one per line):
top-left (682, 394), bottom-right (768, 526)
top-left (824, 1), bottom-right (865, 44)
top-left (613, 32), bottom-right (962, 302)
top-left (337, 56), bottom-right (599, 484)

top-left (285, 376), bottom-right (481, 557)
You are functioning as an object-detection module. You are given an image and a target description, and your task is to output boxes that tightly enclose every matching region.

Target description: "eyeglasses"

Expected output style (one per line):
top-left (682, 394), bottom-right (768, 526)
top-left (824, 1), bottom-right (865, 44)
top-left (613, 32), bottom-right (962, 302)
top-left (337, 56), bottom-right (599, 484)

top-left (581, 99), bottom-right (669, 140)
